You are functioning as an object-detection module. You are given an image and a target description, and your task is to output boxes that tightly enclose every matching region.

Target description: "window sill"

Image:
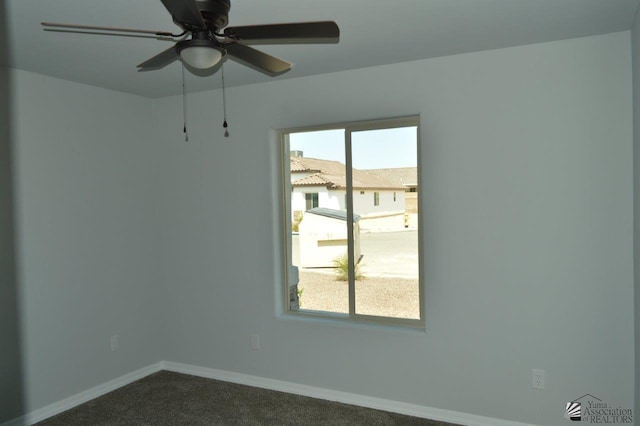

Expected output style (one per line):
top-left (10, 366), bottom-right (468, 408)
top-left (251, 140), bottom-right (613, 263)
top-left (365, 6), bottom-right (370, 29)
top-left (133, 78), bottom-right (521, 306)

top-left (278, 310), bottom-right (426, 335)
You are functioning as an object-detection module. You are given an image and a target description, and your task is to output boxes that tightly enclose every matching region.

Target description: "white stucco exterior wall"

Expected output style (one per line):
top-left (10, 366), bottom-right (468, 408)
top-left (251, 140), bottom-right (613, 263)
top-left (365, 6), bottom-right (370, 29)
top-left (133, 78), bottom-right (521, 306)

top-left (292, 187), bottom-right (405, 218)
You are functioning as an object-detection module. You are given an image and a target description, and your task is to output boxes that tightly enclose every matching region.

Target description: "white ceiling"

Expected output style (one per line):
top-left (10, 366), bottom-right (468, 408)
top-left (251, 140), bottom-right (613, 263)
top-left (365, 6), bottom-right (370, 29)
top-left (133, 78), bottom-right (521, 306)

top-left (5, 0), bottom-right (640, 98)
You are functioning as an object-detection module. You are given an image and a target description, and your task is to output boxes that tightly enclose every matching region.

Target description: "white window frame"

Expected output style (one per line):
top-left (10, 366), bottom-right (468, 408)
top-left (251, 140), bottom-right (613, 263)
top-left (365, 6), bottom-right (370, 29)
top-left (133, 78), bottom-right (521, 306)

top-left (280, 116), bottom-right (424, 328)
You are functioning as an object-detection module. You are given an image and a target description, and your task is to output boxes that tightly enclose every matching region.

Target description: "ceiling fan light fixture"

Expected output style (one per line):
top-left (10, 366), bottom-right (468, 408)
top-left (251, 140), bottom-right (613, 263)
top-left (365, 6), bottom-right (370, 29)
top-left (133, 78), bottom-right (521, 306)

top-left (176, 38), bottom-right (224, 70)
top-left (44, 0), bottom-right (340, 75)
top-left (180, 45), bottom-right (223, 69)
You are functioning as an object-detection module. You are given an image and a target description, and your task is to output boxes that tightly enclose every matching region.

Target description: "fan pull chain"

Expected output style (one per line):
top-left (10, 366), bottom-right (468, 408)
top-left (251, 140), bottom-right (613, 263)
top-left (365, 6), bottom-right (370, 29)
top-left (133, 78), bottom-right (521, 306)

top-left (222, 64), bottom-right (229, 138)
top-left (182, 64), bottom-right (189, 142)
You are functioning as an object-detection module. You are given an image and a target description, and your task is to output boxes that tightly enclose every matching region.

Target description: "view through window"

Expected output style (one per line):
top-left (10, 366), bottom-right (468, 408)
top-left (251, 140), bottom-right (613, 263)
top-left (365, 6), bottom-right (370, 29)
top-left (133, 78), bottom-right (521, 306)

top-left (282, 117), bottom-right (422, 326)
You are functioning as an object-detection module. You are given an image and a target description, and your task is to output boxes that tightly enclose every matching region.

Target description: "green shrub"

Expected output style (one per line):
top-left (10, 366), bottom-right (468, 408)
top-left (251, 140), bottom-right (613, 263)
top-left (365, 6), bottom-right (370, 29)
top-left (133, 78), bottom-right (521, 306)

top-left (333, 253), bottom-right (364, 281)
top-left (297, 287), bottom-right (304, 307)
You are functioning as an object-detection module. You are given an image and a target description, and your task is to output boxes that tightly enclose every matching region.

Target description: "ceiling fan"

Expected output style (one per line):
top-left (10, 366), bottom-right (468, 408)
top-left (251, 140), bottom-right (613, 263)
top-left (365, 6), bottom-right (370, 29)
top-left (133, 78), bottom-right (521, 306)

top-left (41, 0), bottom-right (340, 75)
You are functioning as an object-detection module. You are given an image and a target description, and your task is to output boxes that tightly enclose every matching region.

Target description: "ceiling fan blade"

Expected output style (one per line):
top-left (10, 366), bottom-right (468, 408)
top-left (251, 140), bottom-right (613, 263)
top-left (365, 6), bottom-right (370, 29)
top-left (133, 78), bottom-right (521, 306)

top-left (224, 42), bottom-right (291, 74)
top-left (41, 22), bottom-right (176, 37)
top-left (43, 28), bottom-right (174, 41)
top-left (137, 46), bottom-right (179, 71)
top-left (224, 21), bottom-right (339, 44)
top-left (160, 0), bottom-right (205, 29)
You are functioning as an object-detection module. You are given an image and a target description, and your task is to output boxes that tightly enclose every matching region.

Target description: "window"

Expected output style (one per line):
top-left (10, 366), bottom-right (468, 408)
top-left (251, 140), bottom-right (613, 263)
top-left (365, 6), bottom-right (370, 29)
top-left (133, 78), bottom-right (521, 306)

top-left (281, 116), bottom-right (423, 327)
top-left (305, 192), bottom-right (319, 210)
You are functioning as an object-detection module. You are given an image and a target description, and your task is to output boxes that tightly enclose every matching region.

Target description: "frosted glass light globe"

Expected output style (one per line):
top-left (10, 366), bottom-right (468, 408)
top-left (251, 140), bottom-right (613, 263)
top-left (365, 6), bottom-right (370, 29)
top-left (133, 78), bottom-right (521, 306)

top-left (180, 46), bottom-right (222, 69)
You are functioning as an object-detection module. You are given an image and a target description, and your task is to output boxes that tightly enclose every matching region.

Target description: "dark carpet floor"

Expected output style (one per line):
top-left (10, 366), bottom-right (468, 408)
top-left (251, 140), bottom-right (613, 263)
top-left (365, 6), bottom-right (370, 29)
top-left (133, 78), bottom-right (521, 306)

top-left (36, 370), bottom-right (461, 425)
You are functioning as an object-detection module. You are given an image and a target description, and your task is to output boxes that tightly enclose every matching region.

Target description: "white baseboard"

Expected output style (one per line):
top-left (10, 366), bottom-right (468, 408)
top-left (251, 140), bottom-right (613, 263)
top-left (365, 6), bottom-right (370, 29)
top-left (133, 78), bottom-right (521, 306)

top-left (3, 362), bottom-right (163, 426)
top-left (5, 361), bottom-right (535, 426)
top-left (163, 361), bottom-right (536, 426)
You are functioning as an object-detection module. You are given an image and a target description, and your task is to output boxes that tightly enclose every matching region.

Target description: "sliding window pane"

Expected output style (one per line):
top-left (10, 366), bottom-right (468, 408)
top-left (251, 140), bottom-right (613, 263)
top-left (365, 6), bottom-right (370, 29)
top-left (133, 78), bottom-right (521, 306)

top-left (289, 129), bottom-right (349, 314)
top-left (350, 126), bottom-right (420, 319)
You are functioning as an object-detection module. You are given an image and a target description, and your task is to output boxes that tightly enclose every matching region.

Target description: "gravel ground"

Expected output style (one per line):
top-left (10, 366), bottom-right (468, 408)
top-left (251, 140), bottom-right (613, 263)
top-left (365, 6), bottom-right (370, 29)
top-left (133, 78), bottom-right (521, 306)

top-left (298, 271), bottom-right (420, 319)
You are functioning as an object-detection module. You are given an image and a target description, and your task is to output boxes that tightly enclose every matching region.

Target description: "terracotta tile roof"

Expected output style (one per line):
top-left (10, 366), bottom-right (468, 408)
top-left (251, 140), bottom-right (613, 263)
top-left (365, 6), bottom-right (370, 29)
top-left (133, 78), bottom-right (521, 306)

top-left (291, 174), bottom-right (338, 187)
top-left (363, 167), bottom-right (418, 187)
top-left (290, 156), bottom-right (406, 190)
top-left (290, 157), bottom-right (320, 172)
top-left (290, 156), bottom-right (343, 174)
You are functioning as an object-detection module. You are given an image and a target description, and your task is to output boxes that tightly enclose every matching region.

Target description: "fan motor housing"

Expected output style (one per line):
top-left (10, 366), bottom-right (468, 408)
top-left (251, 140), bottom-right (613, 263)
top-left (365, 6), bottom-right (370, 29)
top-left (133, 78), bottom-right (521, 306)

top-left (197, 0), bottom-right (231, 31)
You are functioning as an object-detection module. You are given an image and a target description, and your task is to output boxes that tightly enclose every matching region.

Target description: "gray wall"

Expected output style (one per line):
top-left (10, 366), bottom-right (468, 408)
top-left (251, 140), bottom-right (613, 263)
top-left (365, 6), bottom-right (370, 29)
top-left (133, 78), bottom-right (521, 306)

top-left (632, 5), bottom-right (640, 424)
top-left (10, 71), bottom-right (165, 412)
top-left (8, 30), bottom-right (636, 426)
top-left (151, 32), bottom-right (634, 425)
top-left (0, 2), bottom-right (25, 422)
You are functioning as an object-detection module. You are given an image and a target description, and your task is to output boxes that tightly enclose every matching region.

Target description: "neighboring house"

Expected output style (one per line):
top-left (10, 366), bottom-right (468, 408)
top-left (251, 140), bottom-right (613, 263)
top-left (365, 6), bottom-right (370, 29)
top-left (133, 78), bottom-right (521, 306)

top-left (290, 153), bottom-right (410, 231)
top-left (362, 167), bottom-right (418, 214)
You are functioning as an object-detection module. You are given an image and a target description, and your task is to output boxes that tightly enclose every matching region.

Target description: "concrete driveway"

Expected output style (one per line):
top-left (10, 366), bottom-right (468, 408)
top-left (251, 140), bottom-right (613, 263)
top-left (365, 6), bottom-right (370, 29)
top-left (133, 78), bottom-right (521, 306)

top-left (292, 230), bottom-right (419, 279)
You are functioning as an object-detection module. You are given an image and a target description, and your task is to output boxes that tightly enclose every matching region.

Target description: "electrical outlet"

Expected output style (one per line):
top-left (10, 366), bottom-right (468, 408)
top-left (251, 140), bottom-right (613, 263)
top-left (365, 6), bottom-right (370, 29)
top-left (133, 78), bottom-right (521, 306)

top-left (110, 334), bottom-right (119, 352)
top-left (532, 369), bottom-right (545, 389)
top-left (250, 334), bottom-right (260, 351)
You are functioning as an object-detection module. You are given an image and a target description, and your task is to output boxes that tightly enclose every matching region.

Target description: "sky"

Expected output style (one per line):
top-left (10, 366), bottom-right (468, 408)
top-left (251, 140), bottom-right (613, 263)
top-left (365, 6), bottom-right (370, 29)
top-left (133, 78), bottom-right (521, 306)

top-left (289, 126), bottom-right (417, 169)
